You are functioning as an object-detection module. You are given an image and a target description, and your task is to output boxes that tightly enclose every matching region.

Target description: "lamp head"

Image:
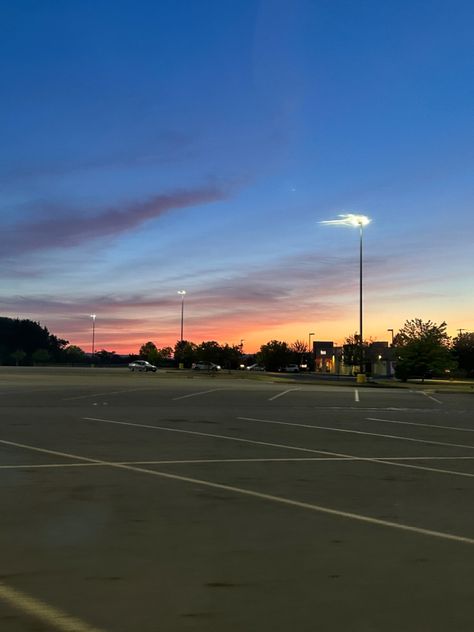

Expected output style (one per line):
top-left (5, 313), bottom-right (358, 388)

top-left (321, 213), bottom-right (371, 228)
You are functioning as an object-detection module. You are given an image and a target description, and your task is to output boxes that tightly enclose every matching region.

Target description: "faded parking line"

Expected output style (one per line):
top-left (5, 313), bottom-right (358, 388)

top-left (268, 388), bottom-right (300, 401)
top-left (172, 388), bottom-right (224, 401)
top-left (367, 417), bottom-right (474, 433)
top-left (414, 390), bottom-right (443, 404)
top-left (0, 581), bottom-right (107, 632)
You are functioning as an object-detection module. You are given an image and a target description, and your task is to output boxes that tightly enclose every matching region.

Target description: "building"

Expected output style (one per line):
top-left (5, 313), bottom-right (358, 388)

top-left (312, 341), bottom-right (336, 373)
top-left (311, 340), bottom-right (395, 376)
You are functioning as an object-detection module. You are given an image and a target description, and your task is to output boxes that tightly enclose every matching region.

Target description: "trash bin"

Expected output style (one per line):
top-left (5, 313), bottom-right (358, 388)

top-left (356, 373), bottom-right (366, 384)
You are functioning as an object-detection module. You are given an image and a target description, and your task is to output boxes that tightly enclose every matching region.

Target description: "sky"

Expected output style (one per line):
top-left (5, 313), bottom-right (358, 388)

top-left (1, 0), bottom-right (473, 354)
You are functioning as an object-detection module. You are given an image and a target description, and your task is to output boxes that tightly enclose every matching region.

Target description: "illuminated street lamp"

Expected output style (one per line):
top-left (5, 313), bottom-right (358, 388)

top-left (321, 214), bottom-right (372, 375)
top-left (177, 290), bottom-right (186, 342)
top-left (90, 314), bottom-right (96, 364)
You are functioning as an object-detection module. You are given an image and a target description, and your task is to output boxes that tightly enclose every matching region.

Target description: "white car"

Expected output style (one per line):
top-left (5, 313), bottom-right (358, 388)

top-left (128, 360), bottom-right (157, 372)
top-left (192, 362), bottom-right (221, 371)
top-left (283, 364), bottom-right (300, 373)
top-left (246, 364), bottom-right (265, 371)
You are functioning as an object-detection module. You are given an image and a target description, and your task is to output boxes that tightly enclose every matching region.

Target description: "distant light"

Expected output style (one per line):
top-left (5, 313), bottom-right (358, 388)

top-left (90, 314), bottom-right (96, 319)
top-left (177, 290), bottom-right (186, 296)
top-left (320, 213), bottom-right (371, 228)
top-left (320, 350), bottom-right (327, 355)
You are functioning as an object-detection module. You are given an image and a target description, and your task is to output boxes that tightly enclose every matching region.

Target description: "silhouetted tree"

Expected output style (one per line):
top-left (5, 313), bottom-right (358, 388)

top-left (139, 341), bottom-right (159, 363)
top-left (257, 340), bottom-right (292, 372)
top-left (32, 349), bottom-right (51, 364)
top-left (64, 345), bottom-right (87, 363)
top-left (291, 340), bottom-right (307, 366)
top-left (174, 340), bottom-right (197, 367)
top-left (0, 317), bottom-right (68, 364)
top-left (394, 319), bottom-right (453, 381)
top-left (451, 332), bottom-right (474, 377)
top-left (342, 333), bottom-right (370, 370)
top-left (11, 349), bottom-right (26, 366)
top-left (95, 349), bottom-right (120, 364)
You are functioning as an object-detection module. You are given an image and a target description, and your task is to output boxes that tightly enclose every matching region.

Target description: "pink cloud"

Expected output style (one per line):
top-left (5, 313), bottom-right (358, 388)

top-left (1, 245), bottom-right (466, 353)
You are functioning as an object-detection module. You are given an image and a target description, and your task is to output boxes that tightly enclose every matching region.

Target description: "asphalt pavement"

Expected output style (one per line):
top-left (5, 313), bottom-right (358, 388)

top-left (0, 368), bottom-right (473, 631)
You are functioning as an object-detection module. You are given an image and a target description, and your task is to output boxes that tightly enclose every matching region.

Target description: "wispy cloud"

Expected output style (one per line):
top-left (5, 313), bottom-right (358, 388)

top-left (2, 185), bottom-right (227, 260)
top-left (0, 131), bottom-right (195, 184)
top-left (0, 240), bottom-right (466, 352)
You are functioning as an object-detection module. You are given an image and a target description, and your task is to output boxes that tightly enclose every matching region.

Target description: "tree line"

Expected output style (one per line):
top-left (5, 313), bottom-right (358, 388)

top-left (1, 316), bottom-right (473, 379)
top-left (338, 319), bottom-right (473, 380)
top-left (138, 339), bottom-right (310, 371)
top-left (0, 317), bottom-right (126, 366)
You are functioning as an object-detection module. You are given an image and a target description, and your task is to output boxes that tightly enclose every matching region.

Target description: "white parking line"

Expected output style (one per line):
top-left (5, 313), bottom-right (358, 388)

top-left (354, 389), bottom-right (360, 403)
top-left (238, 416), bottom-right (474, 452)
top-left (1, 436), bottom-right (473, 545)
top-left (268, 388), bottom-right (300, 401)
top-left (367, 417), bottom-right (474, 433)
top-left (80, 416), bottom-right (474, 480)
top-left (2, 455), bottom-right (474, 470)
top-left (63, 388), bottom-right (153, 401)
top-left (0, 581), bottom-right (107, 632)
top-left (414, 391), bottom-right (443, 404)
top-left (82, 416), bottom-right (344, 457)
top-left (172, 389), bottom-right (224, 401)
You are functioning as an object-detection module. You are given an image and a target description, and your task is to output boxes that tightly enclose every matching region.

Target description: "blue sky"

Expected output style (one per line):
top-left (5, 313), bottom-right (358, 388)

top-left (1, 0), bottom-right (473, 352)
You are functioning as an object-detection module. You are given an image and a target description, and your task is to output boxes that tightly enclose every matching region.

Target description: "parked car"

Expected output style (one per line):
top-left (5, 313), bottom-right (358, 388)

top-left (128, 360), bottom-right (157, 372)
top-left (283, 364), bottom-right (300, 373)
top-left (192, 361), bottom-right (221, 371)
top-left (246, 363), bottom-right (265, 371)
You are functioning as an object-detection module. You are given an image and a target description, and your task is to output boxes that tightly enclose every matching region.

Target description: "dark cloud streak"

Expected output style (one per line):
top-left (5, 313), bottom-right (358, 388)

top-left (2, 185), bottom-right (227, 259)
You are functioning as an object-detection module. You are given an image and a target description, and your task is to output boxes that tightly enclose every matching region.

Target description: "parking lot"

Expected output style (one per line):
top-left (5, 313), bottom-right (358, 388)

top-left (1, 368), bottom-right (473, 631)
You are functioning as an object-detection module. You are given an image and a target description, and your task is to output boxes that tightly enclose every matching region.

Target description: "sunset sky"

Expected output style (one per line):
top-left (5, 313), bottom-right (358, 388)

top-left (1, 0), bottom-right (473, 354)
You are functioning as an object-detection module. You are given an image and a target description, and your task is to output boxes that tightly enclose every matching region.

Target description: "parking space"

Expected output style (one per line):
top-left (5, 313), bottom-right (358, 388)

top-left (1, 369), bottom-right (473, 631)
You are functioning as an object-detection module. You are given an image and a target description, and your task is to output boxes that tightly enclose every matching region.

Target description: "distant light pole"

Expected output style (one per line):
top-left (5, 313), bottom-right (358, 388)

top-left (387, 328), bottom-right (394, 345)
top-left (321, 214), bottom-right (372, 375)
top-left (90, 314), bottom-right (96, 364)
top-left (308, 332), bottom-right (315, 365)
top-left (177, 291), bottom-right (186, 342)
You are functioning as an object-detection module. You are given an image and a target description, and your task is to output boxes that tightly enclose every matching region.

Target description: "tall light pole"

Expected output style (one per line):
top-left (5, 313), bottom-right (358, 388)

top-left (308, 332), bottom-right (315, 366)
top-left (387, 328), bottom-right (394, 345)
top-left (177, 290), bottom-right (186, 342)
top-left (90, 314), bottom-right (96, 364)
top-left (321, 213), bottom-right (372, 375)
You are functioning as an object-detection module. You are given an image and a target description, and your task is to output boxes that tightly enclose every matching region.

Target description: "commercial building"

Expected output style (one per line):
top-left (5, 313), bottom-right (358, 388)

top-left (311, 340), bottom-right (395, 376)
